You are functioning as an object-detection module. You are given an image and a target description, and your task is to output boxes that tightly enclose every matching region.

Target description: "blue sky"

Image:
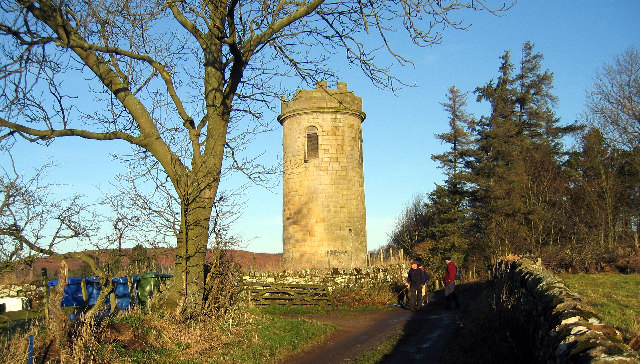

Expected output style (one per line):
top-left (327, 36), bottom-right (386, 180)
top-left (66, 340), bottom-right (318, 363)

top-left (5, 1), bottom-right (640, 254)
top-left (233, 1), bottom-right (640, 253)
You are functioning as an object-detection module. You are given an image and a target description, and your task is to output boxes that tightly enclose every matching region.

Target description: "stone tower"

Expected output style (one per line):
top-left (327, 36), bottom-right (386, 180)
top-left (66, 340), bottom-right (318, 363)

top-left (278, 81), bottom-right (367, 269)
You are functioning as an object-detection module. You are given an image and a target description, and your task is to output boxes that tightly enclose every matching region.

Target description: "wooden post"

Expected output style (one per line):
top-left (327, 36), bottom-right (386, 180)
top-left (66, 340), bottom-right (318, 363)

top-left (81, 278), bottom-right (88, 303)
top-left (41, 268), bottom-right (49, 323)
top-left (389, 248), bottom-right (393, 264)
top-left (110, 284), bottom-right (117, 312)
top-left (379, 248), bottom-right (383, 265)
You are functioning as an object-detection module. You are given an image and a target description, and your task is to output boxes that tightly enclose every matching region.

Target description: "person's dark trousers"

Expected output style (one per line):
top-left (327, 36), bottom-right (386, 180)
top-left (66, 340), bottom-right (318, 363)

top-left (409, 285), bottom-right (422, 309)
top-left (451, 292), bottom-right (460, 309)
top-left (444, 281), bottom-right (460, 309)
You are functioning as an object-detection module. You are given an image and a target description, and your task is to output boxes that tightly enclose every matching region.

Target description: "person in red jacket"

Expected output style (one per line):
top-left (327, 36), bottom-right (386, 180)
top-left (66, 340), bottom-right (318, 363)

top-left (444, 257), bottom-right (460, 309)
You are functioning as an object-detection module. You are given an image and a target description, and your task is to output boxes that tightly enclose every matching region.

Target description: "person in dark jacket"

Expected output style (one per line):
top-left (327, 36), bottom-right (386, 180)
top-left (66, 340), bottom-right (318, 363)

top-left (405, 262), bottom-right (427, 310)
top-left (444, 257), bottom-right (460, 309)
top-left (419, 264), bottom-right (430, 305)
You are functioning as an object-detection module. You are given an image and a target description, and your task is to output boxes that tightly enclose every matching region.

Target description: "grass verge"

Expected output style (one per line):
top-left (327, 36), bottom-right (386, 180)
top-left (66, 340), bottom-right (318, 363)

top-left (0, 304), bottom-right (336, 363)
top-left (102, 305), bottom-right (336, 363)
top-left (351, 327), bottom-right (405, 364)
top-left (560, 272), bottom-right (640, 341)
top-left (0, 281), bottom-right (399, 362)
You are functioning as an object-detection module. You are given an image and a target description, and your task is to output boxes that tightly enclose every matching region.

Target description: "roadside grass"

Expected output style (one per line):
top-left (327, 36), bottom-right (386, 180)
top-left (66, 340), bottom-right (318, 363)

top-left (258, 304), bottom-right (326, 316)
top-left (100, 304), bottom-right (336, 363)
top-left (0, 308), bottom-right (42, 333)
top-left (0, 304), bottom-right (336, 363)
top-left (96, 284), bottom-right (398, 363)
top-left (560, 272), bottom-right (640, 341)
top-left (352, 327), bottom-right (404, 364)
top-left (221, 308), bottom-right (335, 363)
top-left (0, 283), bottom-right (399, 362)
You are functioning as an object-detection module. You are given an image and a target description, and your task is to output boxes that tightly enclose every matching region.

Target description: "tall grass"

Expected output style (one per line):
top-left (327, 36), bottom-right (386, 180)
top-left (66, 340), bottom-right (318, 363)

top-left (0, 276), bottom-right (400, 362)
top-left (560, 272), bottom-right (640, 341)
top-left (0, 303), bottom-right (335, 363)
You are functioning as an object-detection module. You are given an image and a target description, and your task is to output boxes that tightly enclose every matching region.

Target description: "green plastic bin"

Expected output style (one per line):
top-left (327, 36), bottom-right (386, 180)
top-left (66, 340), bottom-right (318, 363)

top-left (134, 272), bottom-right (173, 305)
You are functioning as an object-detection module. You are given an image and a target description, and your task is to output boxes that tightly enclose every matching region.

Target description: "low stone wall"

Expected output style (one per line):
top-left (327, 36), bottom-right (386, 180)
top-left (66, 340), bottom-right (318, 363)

top-left (491, 258), bottom-right (638, 363)
top-left (242, 263), bottom-right (408, 291)
top-left (0, 283), bottom-right (45, 309)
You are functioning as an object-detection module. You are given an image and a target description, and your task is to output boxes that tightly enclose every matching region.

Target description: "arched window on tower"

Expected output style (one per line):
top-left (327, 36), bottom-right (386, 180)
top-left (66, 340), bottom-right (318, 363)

top-left (305, 126), bottom-right (319, 162)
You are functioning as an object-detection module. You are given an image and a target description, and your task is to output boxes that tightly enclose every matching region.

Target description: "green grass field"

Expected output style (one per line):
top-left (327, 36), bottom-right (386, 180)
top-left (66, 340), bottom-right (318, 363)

top-left (560, 273), bottom-right (640, 340)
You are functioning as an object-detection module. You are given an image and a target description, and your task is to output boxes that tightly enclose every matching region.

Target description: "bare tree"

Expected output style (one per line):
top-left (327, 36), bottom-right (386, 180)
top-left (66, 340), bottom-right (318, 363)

top-left (389, 194), bottom-right (432, 253)
top-left (585, 47), bottom-right (640, 153)
top-left (0, 151), bottom-right (99, 272)
top-left (0, 0), bottom-right (511, 315)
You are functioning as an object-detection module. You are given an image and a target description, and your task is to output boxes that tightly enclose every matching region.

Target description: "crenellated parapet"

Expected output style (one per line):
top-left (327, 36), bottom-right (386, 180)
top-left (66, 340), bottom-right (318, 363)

top-left (278, 81), bottom-right (366, 124)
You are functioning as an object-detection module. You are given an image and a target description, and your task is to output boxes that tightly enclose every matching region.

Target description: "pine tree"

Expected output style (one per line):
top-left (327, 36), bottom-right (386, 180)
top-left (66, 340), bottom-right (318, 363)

top-left (472, 49), bottom-right (524, 257)
top-left (470, 42), bottom-right (573, 258)
top-left (430, 86), bottom-right (476, 257)
top-left (432, 86), bottom-right (477, 182)
top-left (514, 42), bottom-right (576, 254)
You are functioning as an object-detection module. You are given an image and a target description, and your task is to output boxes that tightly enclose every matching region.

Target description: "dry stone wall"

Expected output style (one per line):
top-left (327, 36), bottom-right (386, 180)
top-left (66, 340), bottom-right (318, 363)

top-left (491, 258), bottom-right (639, 363)
top-left (0, 283), bottom-right (45, 309)
top-left (242, 263), bottom-right (407, 292)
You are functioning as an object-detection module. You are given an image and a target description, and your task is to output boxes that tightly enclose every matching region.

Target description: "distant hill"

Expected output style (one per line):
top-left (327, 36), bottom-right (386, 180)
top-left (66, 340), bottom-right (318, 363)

top-left (2, 248), bottom-right (283, 284)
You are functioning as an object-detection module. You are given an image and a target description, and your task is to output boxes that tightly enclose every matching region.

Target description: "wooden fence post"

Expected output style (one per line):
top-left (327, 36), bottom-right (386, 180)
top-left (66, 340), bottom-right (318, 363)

top-left (41, 268), bottom-right (49, 323)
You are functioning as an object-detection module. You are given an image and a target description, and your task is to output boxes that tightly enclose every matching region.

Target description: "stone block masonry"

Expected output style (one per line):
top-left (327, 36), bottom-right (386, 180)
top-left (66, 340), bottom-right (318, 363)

top-left (279, 81), bottom-right (367, 269)
top-left (243, 264), bottom-right (407, 292)
top-left (0, 284), bottom-right (45, 309)
top-left (491, 258), bottom-right (639, 363)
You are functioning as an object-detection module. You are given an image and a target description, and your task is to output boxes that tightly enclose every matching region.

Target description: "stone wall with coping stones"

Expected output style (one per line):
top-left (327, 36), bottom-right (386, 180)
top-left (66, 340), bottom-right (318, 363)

top-left (491, 258), bottom-right (639, 363)
top-left (0, 284), bottom-right (45, 308)
top-left (242, 263), bottom-right (408, 291)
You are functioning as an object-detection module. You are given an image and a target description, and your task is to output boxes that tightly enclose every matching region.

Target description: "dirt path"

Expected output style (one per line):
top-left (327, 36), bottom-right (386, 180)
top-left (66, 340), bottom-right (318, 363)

top-left (278, 286), bottom-right (476, 364)
top-left (280, 308), bottom-right (413, 364)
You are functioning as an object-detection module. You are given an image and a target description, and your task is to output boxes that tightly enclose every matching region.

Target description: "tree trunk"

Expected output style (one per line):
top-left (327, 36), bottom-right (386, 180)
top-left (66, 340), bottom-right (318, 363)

top-left (177, 204), bottom-right (212, 313)
top-left (167, 166), bottom-right (218, 315)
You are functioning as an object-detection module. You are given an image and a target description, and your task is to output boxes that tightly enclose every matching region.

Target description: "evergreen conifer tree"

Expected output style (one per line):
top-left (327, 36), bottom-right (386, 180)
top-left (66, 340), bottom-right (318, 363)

top-left (430, 86), bottom-right (476, 258)
top-left (471, 42), bottom-right (574, 257)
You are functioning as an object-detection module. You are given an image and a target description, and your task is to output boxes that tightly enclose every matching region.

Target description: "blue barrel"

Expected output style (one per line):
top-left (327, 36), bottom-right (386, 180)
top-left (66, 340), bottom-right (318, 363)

top-left (84, 276), bottom-right (102, 306)
top-left (112, 276), bottom-right (131, 310)
top-left (48, 277), bottom-right (85, 307)
top-left (131, 276), bottom-right (140, 306)
top-left (62, 277), bottom-right (84, 307)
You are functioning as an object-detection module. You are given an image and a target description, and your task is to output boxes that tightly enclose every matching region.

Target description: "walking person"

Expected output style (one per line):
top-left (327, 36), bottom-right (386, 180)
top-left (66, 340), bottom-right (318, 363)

top-left (406, 262), bottom-right (427, 310)
top-left (419, 264), bottom-right (430, 305)
top-left (444, 257), bottom-right (460, 309)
